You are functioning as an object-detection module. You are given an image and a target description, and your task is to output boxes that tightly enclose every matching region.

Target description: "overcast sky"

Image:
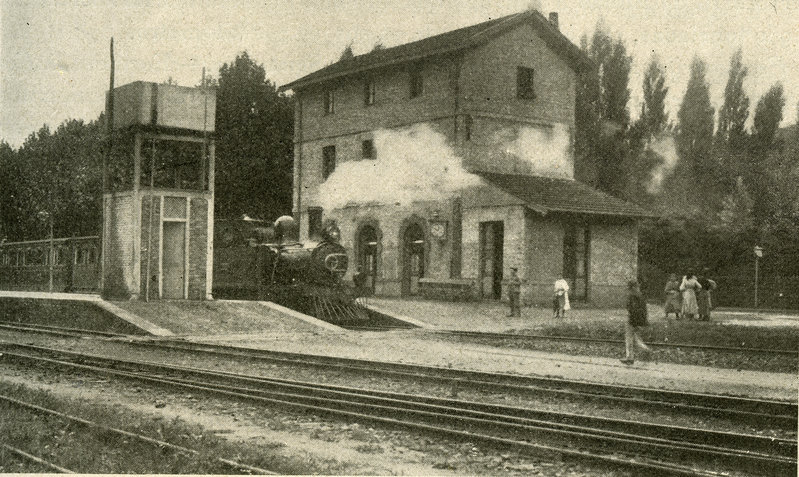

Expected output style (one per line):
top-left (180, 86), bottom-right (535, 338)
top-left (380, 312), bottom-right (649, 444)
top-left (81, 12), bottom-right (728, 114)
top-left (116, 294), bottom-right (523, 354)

top-left (2, 0), bottom-right (798, 148)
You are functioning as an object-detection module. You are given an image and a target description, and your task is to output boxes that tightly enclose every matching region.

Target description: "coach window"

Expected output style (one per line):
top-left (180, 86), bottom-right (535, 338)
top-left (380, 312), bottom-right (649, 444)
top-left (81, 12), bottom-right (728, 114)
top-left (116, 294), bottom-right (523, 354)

top-left (322, 145), bottom-right (336, 179)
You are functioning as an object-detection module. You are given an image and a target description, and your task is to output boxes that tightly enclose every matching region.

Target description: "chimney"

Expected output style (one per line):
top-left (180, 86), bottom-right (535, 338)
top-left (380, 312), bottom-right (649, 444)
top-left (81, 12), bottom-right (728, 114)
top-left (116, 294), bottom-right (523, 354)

top-left (548, 12), bottom-right (559, 30)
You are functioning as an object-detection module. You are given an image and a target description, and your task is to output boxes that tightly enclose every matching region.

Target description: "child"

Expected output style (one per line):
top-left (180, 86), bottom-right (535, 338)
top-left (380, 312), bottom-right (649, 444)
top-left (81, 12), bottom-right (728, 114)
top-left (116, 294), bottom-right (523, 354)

top-left (621, 280), bottom-right (651, 365)
top-left (553, 278), bottom-right (570, 318)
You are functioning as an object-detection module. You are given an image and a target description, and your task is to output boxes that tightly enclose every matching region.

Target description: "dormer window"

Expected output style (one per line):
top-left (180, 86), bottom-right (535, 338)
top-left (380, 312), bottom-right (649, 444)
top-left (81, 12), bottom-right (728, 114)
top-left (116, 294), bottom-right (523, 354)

top-left (409, 65), bottom-right (423, 98)
top-left (364, 79), bottom-right (376, 106)
top-left (324, 89), bottom-right (335, 114)
top-left (517, 66), bottom-right (535, 100)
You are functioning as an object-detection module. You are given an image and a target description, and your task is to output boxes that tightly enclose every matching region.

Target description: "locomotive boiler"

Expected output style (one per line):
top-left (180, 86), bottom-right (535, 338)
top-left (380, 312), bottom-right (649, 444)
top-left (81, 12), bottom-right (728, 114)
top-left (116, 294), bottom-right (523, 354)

top-left (213, 215), bottom-right (370, 324)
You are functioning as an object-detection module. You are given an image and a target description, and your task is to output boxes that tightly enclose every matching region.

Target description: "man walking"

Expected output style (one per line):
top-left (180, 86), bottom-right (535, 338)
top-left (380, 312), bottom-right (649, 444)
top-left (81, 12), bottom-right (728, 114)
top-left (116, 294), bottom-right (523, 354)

top-left (621, 280), bottom-right (652, 364)
top-left (506, 267), bottom-right (521, 317)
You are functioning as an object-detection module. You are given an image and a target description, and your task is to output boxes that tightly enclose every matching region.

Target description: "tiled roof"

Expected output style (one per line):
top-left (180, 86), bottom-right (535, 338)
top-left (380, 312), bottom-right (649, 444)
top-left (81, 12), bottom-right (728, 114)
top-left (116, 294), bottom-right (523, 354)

top-left (479, 172), bottom-right (656, 218)
top-left (280, 9), bottom-right (592, 92)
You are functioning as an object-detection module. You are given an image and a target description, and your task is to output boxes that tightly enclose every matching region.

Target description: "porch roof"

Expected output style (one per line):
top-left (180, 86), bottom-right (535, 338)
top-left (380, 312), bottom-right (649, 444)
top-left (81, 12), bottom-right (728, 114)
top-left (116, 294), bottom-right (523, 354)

top-left (478, 172), bottom-right (656, 218)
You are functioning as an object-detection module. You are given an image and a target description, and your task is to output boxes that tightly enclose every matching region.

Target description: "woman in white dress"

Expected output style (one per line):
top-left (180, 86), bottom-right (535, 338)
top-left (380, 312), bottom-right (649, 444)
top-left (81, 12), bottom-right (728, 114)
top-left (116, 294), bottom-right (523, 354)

top-left (553, 278), bottom-right (570, 318)
top-left (679, 272), bottom-right (702, 320)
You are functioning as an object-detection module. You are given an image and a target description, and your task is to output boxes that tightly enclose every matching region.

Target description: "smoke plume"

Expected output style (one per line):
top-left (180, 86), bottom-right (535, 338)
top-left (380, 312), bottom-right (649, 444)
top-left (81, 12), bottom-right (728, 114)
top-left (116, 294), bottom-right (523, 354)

top-left (493, 123), bottom-right (572, 179)
top-left (317, 124), bottom-right (481, 210)
top-left (646, 136), bottom-right (679, 193)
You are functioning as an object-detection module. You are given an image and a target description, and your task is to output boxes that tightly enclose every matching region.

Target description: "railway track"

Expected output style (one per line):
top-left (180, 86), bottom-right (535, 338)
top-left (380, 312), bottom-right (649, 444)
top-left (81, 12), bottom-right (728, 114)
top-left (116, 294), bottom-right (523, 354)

top-left (348, 326), bottom-right (799, 356)
top-left (0, 391), bottom-right (274, 474)
top-left (137, 337), bottom-right (797, 429)
top-left (0, 321), bottom-right (794, 429)
top-left (1, 321), bottom-right (795, 427)
top-left (1, 342), bottom-right (794, 476)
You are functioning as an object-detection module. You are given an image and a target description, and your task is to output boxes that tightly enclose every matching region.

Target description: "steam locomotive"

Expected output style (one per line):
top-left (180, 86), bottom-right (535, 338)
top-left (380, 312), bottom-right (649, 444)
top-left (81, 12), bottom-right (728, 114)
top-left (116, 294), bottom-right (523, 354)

top-left (212, 215), bottom-right (370, 324)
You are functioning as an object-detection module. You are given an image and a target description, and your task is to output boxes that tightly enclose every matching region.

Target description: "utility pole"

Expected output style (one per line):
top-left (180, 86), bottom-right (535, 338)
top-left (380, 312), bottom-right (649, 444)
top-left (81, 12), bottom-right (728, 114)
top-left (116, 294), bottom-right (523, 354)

top-left (754, 245), bottom-right (763, 309)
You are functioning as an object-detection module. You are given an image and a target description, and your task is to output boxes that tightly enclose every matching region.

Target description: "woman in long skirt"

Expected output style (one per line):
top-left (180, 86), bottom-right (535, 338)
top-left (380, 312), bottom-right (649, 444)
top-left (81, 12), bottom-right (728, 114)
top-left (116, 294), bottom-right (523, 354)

top-left (679, 272), bottom-right (702, 320)
top-left (664, 274), bottom-right (682, 319)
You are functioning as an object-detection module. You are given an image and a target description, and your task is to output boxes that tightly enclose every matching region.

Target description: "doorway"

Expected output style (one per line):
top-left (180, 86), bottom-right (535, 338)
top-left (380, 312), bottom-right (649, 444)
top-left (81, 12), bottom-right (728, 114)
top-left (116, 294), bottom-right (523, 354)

top-left (357, 225), bottom-right (379, 294)
top-left (479, 221), bottom-right (504, 299)
top-left (401, 223), bottom-right (425, 296)
top-left (162, 221), bottom-right (186, 299)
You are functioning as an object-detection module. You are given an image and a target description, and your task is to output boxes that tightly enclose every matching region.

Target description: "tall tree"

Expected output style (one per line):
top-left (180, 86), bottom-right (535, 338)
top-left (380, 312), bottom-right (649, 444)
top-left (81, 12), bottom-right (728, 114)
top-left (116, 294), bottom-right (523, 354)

top-left (716, 48), bottom-right (749, 146)
top-left (747, 83), bottom-right (786, 229)
top-left (676, 57), bottom-right (715, 188)
top-left (215, 51), bottom-right (294, 221)
top-left (577, 22), bottom-right (633, 196)
top-left (752, 82), bottom-right (785, 151)
top-left (639, 55), bottom-right (669, 141)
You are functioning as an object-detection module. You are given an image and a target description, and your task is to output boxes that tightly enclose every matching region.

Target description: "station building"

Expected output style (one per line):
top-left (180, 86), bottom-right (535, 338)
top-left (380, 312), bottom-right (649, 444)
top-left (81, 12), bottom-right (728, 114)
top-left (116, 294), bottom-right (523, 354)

top-left (281, 9), bottom-right (651, 307)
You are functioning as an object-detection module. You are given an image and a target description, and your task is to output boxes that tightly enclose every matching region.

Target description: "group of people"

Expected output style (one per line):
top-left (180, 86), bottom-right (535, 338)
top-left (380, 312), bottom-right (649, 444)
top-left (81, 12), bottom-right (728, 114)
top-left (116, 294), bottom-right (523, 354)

top-left (505, 268), bottom-right (570, 319)
top-left (664, 271), bottom-right (717, 321)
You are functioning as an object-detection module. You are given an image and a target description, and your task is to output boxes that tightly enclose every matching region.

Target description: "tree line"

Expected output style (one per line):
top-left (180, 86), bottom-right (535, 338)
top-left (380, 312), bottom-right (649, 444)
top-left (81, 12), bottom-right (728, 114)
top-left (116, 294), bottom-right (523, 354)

top-left (575, 23), bottom-right (799, 308)
top-left (2, 27), bottom-right (798, 307)
top-left (0, 52), bottom-right (293, 242)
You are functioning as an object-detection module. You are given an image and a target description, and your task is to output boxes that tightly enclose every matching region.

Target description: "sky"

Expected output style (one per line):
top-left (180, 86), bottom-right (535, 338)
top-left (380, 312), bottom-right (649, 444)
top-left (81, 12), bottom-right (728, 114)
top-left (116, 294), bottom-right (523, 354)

top-left (1, 0), bottom-right (798, 148)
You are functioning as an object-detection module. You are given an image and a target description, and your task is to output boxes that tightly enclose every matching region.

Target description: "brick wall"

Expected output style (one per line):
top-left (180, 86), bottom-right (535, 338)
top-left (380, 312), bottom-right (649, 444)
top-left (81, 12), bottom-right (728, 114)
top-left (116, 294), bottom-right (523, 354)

top-left (188, 198), bottom-right (208, 299)
top-left (589, 220), bottom-right (638, 307)
top-left (103, 193), bottom-right (136, 299)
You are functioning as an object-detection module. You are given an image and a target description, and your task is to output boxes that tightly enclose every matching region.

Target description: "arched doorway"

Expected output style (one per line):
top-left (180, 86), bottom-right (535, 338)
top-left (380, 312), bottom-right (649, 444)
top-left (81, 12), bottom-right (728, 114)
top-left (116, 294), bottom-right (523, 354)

top-left (356, 224), bottom-right (379, 294)
top-left (401, 222), bottom-right (425, 296)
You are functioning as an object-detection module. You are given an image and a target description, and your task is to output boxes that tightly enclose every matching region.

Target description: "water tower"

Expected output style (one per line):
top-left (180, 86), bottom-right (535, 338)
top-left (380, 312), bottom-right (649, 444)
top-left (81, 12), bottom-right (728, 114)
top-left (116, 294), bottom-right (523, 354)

top-left (103, 81), bottom-right (216, 300)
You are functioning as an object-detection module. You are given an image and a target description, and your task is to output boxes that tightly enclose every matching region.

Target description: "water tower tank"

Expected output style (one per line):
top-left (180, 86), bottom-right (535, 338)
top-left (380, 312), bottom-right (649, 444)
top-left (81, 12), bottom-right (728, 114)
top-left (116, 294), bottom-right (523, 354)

top-left (110, 81), bottom-right (215, 132)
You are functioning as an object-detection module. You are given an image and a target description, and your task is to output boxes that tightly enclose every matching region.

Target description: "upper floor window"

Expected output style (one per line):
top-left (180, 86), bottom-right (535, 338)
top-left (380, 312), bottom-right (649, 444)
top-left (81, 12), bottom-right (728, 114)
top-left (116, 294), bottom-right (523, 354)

top-left (409, 65), bottom-right (423, 98)
top-left (323, 89), bottom-right (335, 114)
top-left (517, 66), bottom-right (536, 100)
top-left (364, 79), bottom-right (376, 106)
top-left (362, 139), bottom-right (375, 159)
top-left (322, 145), bottom-right (336, 179)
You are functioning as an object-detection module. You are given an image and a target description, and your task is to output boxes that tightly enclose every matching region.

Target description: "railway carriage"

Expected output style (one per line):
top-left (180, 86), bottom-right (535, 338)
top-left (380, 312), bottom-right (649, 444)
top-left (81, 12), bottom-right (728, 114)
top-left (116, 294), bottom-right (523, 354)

top-left (0, 237), bottom-right (100, 292)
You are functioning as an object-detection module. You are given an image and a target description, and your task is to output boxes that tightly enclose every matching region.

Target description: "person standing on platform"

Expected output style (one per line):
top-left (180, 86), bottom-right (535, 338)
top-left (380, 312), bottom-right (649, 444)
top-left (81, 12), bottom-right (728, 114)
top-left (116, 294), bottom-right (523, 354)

top-left (680, 271), bottom-right (702, 320)
top-left (696, 270), bottom-right (717, 321)
top-left (352, 266), bottom-right (366, 305)
top-left (506, 267), bottom-right (521, 317)
top-left (553, 278), bottom-right (570, 318)
top-left (663, 274), bottom-right (682, 320)
top-left (621, 280), bottom-right (651, 365)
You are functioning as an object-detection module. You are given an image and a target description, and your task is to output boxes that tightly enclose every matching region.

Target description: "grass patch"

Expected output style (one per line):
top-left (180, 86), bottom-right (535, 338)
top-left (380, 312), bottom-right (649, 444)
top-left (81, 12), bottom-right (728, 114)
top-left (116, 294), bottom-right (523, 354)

top-left (0, 298), bottom-right (145, 335)
top-left (0, 381), bottom-right (315, 474)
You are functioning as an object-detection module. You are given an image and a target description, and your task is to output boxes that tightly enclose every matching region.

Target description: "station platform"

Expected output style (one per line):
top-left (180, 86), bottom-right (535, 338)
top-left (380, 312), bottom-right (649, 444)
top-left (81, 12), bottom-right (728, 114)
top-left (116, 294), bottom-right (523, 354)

top-left (0, 291), bottom-right (796, 401)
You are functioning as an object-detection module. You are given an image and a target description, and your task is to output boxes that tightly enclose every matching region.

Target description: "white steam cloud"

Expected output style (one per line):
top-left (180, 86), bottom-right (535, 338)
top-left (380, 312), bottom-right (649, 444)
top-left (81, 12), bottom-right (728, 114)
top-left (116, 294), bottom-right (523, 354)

top-left (647, 136), bottom-right (679, 194)
top-left (317, 124), bottom-right (481, 210)
top-left (494, 123), bottom-right (572, 179)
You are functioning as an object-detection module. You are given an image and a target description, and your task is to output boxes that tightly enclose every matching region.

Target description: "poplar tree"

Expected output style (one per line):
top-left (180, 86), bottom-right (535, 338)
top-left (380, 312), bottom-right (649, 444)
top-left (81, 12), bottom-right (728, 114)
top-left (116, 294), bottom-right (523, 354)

top-left (717, 48), bottom-right (749, 147)
top-left (676, 57), bottom-right (715, 187)
top-left (639, 55), bottom-right (669, 141)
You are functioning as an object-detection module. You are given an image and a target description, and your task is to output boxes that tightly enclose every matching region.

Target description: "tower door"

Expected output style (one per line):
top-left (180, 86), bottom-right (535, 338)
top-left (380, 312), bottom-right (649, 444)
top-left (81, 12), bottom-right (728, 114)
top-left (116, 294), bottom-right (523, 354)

top-left (479, 221), bottom-right (504, 299)
top-left (402, 223), bottom-right (425, 296)
top-left (162, 221), bottom-right (186, 299)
